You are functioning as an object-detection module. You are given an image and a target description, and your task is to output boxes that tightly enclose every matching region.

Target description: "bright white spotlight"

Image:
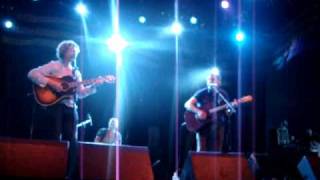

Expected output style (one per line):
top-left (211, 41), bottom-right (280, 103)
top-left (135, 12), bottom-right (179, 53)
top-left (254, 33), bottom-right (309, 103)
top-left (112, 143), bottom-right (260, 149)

top-left (190, 16), bottom-right (197, 25)
top-left (138, 16), bottom-right (146, 24)
top-left (235, 31), bottom-right (245, 42)
top-left (4, 20), bottom-right (13, 29)
top-left (170, 21), bottom-right (183, 35)
top-left (75, 2), bottom-right (88, 16)
top-left (211, 67), bottom-right (220, 76)
top-left (221, 0), bottom-right (230, 9)
top-left (106, 34), bottom-right (128, 53)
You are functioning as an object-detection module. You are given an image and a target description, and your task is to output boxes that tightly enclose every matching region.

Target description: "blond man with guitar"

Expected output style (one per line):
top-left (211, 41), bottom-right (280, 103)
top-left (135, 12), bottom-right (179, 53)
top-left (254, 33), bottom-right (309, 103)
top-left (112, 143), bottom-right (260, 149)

top-left (28, 40), bottom-right (114, 179)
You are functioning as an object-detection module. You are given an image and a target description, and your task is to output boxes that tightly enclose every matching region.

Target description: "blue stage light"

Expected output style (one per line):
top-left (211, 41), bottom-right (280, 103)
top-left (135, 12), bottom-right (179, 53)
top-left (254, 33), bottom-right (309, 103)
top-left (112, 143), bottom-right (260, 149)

top-left (4, 20), bottom-right (13, 29)
top-left (139, 16), bottom-right (146, 24)
top-left (235, 31), bottom-right (245, 42)
top-left (190, 16), bottom-right (197, 24)
top-left (221, 0), bottom-right (230, 9)
top-left (170, 21), bottom-right (183, 35)
top-left (75, 2), bottom-right (88, 17)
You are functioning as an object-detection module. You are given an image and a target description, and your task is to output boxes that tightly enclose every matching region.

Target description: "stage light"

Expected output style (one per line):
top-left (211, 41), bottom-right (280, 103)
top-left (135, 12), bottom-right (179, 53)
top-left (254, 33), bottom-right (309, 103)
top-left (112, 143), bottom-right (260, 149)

top-left (170, 21), bottom-right (183, 35)
top-left (75, 2), bottom-right (88, 17)
top-left (106, 34), bottom-right (128, 53)
top-left (221, 0), bottom-right (230, 9)
top-left (235, 31), bottom-right (245, 42)
top-left (138, 16), bottom-right (146, 24)
top-left (190, 16), bottom-right (197, 25)
top-left (3, 20), bottom-right (13, 29)
top-left (211, 67), bottom-right (220, 76)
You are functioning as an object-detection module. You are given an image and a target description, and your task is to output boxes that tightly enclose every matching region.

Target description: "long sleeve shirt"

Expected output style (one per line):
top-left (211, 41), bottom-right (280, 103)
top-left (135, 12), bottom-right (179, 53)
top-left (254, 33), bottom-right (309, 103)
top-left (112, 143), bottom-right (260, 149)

top-left (28, 60), bottom-right (96, 108)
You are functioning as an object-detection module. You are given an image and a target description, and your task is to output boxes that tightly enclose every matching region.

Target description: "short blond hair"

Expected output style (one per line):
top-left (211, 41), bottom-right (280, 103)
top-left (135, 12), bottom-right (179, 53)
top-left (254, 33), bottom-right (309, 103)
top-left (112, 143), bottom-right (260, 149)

top-left (108, 117), bottom-right (119, 128)
top-left (56, 40), bottom-right (80, 60)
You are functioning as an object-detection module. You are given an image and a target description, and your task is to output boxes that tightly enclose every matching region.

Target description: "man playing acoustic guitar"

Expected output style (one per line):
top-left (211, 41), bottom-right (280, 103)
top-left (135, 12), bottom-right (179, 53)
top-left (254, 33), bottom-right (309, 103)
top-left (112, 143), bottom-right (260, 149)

top-left (184, 68), bottom-right (233, 152)
top-left (28, 40), bottom-right (108, 179)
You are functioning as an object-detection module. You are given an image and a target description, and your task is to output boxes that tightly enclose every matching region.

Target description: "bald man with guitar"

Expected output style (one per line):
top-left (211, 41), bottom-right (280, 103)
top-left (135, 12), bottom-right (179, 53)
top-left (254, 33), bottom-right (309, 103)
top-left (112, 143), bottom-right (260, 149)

top-left (184, 70), bottom-right (252, 152)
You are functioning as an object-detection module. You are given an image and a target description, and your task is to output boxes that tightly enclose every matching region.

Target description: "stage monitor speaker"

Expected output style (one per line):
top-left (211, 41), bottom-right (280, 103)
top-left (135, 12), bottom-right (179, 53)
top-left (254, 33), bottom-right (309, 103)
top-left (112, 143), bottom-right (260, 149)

top-left (0, 138), bottom-right (68, 179)
top-left (298, 155), bottom-right (320, 179)
top-left (181, 151), bottom-right (253, 180)
top-left (78, 142), bottom-right (154, 180)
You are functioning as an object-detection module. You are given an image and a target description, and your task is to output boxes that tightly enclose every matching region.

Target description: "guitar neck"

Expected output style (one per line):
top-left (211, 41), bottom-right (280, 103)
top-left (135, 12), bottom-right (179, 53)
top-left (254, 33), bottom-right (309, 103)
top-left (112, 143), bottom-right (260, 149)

top-left (207, 96), bottom-right (252, 114)
top-left (70, 75), bottom-right (115, 88)
top-left (209, 104), bottom-right (228, 114)
top-left (208, 103), bottom-right (233, 114)
top-left (69, 78), bottom-right (100, 88)
top-left (78, 78), bottom-right (98, 86)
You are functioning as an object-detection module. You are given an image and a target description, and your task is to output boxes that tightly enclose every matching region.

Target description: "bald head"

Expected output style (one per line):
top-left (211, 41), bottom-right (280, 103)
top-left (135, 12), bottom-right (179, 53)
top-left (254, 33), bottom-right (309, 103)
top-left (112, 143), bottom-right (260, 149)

top-left (207, 73), bottom-right (221, 88)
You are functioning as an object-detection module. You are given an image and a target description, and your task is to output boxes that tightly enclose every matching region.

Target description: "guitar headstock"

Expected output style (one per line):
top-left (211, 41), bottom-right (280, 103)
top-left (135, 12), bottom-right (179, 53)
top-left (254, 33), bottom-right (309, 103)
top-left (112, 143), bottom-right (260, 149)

top-left (94, 75), bottom-right (116, 85)
top-left (232, 95), bottom-right (253, 105)
top-left (102, 75), bottom-right (116, 83)
top-left (239, 95), bottom-right (253, 103)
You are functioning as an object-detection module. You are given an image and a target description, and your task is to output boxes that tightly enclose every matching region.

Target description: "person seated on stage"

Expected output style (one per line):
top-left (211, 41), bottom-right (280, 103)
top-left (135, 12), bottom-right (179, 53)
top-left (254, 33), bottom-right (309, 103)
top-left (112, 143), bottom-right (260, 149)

top-left (94, 117), bottom-right (122, 145)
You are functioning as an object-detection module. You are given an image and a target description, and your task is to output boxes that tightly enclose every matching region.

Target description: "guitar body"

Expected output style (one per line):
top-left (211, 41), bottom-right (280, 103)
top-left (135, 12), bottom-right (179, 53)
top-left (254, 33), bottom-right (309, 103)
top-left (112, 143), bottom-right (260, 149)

top-left (184, 111), bottom-right (212, 132)
top-left (33, 76), bottom-right (77, 107)
top-left (184, 100), bottom-right (216, 132)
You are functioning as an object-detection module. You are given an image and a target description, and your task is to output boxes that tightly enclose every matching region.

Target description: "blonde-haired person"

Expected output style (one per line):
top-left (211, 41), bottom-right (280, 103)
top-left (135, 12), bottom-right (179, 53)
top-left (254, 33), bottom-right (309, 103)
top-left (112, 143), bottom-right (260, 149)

top-left (95, 117), bottom-right (122, 145)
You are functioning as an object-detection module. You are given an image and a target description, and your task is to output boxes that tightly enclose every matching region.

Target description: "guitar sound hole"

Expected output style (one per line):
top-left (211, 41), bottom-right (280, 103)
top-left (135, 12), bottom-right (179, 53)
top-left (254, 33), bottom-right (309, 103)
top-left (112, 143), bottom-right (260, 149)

top-left (61, 82), bottom-right (69, 90)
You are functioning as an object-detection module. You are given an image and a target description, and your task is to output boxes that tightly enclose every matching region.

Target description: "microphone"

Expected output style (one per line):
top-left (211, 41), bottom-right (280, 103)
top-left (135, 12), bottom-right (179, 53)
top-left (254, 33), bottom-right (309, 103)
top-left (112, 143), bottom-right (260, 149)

top-left (208, 83), bottom-right (220, 94)
top-left (211, 82), bottom-right (218, 87)
top-left (210, 85), bottom-right (236, 113)
top-left (208, 82), bottom-right (219, 89)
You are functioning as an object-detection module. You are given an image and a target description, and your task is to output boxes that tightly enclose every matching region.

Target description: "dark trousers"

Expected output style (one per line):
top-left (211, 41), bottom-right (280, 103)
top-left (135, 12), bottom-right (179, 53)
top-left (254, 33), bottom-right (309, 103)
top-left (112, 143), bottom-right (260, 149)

top-left (179, 123), bottom-right (196, 173)
top-left (196, 123), bottom-right (225, 152)
top-left (31, 103), bottom-right (78, 179)
top-left (32, 103), bottom-right (77, 140)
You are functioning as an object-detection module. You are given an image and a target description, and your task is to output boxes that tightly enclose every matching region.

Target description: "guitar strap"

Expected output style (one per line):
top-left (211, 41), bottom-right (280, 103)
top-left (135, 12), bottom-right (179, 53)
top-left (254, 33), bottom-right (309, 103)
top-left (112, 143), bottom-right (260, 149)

top-left (212, 90), bottom-right (218, 121)
top-left (72, 67), bottom-right (78, 79)
top-left (72, 67), bottom-right (79, 102)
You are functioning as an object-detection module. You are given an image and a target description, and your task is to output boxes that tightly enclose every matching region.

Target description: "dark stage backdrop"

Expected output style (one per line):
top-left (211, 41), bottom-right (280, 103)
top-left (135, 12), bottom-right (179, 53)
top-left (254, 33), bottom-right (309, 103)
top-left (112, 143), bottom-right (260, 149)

top-left (1, 0), bottom-right (320, 179)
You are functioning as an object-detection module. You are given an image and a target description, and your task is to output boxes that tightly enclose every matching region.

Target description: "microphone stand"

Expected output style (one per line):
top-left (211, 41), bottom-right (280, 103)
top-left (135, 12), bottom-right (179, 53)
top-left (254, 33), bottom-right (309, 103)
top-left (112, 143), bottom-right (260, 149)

top-left (212, 86), bottom-right (236, 113)
top-left (76, 114), bottom-right (92, 128)
top-left (77, 114), bottom-right (92, 141)
top-left (211, 85), bottom-right (236, 152)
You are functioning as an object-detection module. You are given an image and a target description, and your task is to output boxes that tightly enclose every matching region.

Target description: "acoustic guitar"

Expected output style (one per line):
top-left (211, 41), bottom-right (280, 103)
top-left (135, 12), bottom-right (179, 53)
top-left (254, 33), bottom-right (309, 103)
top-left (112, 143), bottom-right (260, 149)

top-left (33, 75), bottom-right (115, 107)
top-left (184, 95), bottom-right (253, 132)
